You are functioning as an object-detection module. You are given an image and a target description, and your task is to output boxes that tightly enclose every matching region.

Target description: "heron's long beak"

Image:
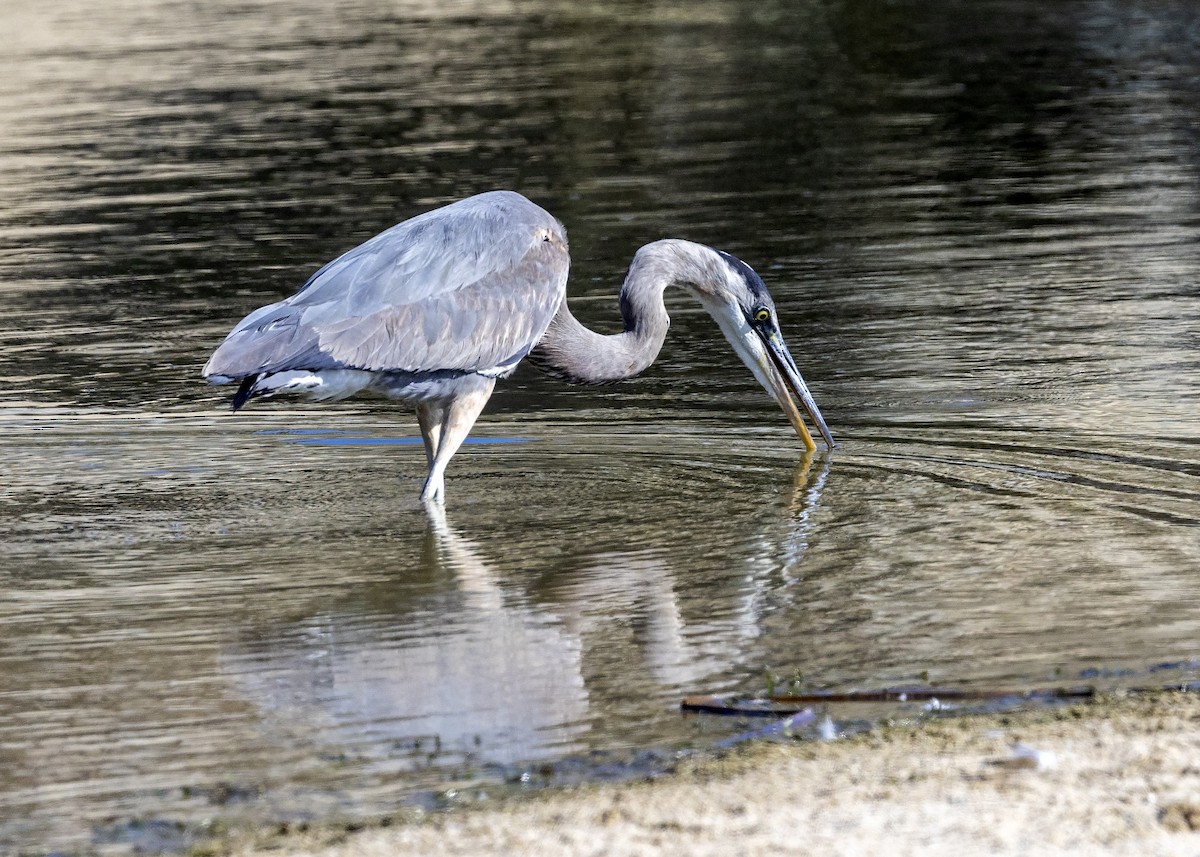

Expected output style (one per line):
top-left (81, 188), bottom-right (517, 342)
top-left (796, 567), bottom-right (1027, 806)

top-left (755, 328), bottom-right (834, 452)
top-left (695, 292), bottom-right (834, 452)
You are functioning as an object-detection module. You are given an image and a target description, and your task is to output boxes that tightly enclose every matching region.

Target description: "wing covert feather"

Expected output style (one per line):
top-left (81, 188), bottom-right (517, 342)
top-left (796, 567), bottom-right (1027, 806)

top-left (203, 192), bottom-right (569, 380)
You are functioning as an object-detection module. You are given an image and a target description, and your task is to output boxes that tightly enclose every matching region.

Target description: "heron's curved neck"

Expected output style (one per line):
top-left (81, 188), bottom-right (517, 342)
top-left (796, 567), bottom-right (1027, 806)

top-left (529, 240), bottom-right (720, 384)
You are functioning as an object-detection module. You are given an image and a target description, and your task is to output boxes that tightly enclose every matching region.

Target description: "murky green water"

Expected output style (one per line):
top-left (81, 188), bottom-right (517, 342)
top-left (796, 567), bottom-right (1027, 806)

top-left (2, 0), bottom-right (1199, 851)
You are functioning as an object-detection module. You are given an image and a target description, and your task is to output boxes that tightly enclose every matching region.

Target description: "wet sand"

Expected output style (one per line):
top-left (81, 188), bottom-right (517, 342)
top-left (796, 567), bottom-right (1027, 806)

top-left (224, 691), bottom-right (1200, 857)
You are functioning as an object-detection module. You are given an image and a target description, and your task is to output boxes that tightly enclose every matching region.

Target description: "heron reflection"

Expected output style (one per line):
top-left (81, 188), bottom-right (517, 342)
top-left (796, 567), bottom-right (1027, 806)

top-left (223, 459), bottom-right (830, 774)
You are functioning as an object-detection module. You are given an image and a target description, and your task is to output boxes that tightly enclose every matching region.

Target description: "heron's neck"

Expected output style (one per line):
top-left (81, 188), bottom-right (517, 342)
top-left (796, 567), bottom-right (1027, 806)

top-left (529, 240), bottom-right (721, 384)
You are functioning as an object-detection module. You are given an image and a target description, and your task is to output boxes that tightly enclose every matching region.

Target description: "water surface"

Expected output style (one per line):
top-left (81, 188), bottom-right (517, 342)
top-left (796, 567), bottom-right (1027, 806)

top-left (2, 0), bottom-right (1199, 851)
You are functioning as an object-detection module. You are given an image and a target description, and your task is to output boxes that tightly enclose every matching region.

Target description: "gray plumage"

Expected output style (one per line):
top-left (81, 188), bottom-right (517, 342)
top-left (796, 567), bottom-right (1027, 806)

top-left (204, 190), bottom-right (833, 504)
top-left (206, 191), bottom-right (566, 383)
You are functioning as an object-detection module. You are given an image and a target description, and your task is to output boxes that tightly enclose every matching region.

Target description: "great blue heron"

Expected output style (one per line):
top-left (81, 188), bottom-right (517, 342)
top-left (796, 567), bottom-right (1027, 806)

top-left (203, 191), bottom-right (833, 503)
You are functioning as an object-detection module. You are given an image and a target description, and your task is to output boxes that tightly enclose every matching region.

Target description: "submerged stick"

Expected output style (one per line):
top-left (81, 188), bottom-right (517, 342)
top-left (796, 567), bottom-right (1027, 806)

top-left (683, 680), bottom-right (1200, 717)
top-left (682, 685), bottom-right (1101, 717)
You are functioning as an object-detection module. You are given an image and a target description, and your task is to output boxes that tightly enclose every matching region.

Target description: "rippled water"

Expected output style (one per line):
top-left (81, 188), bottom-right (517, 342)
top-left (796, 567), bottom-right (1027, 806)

top-left (3, 0), bottom-right (1199, 851)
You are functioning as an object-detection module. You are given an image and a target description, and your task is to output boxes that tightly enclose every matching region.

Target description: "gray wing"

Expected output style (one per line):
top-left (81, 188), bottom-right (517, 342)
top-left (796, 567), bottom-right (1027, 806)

top-left (203, 191), bottom-right (569, 380)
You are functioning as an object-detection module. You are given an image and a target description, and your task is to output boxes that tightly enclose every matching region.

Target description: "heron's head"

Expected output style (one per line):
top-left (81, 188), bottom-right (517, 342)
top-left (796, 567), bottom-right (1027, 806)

top-left (672, 242), bottom-right (834, 451)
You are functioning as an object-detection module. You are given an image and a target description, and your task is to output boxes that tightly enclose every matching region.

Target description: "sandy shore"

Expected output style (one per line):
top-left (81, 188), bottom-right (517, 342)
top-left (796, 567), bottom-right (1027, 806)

top-left (226, 692), bottom-right (1200, 857)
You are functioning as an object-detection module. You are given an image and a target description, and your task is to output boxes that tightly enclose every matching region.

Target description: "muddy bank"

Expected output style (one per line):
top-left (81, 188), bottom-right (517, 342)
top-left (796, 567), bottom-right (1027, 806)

top-left (217, 692), bottom-right (1200, 857)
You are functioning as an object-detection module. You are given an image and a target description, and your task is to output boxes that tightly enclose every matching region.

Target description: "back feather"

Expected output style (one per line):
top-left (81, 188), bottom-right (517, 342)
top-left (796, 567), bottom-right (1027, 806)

top-left (203, 191), bottom-right (570, 383)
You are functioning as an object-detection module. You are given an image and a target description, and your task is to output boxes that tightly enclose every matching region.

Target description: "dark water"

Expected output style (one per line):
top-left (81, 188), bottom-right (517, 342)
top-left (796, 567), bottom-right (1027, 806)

top-left (3, 0), bottom-right (1200, 851)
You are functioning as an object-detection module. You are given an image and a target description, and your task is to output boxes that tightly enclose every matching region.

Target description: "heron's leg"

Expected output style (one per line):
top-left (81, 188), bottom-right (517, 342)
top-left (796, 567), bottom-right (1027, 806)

top-left (414, 401), bottom-right (446, 469)
top-left (420, 379), bottom-right (495, 505)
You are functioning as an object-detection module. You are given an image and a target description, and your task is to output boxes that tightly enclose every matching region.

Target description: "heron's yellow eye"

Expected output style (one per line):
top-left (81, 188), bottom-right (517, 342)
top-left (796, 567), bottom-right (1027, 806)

top-left (754, 308), bottom-right (771, 323)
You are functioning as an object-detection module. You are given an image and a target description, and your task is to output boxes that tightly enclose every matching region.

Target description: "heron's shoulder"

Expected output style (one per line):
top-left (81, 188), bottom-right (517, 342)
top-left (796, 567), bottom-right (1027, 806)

top-left (359, 191), bottom-right (565, 254)
top-left (449, 190), bottom-right (564, 236)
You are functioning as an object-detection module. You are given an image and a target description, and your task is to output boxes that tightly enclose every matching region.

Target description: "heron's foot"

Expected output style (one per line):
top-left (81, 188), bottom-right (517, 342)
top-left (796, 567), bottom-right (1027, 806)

top-left (420, 474), bottom-right (445, 505)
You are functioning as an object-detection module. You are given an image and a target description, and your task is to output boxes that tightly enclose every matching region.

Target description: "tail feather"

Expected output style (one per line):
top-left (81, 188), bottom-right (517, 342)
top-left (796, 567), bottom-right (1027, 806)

top-left (231, 376), bottom-right (258, 412)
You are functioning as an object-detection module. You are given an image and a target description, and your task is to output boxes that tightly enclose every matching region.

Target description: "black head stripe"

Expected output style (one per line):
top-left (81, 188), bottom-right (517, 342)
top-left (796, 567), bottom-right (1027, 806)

top-left (716, 250), bottom-right (771, 302)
